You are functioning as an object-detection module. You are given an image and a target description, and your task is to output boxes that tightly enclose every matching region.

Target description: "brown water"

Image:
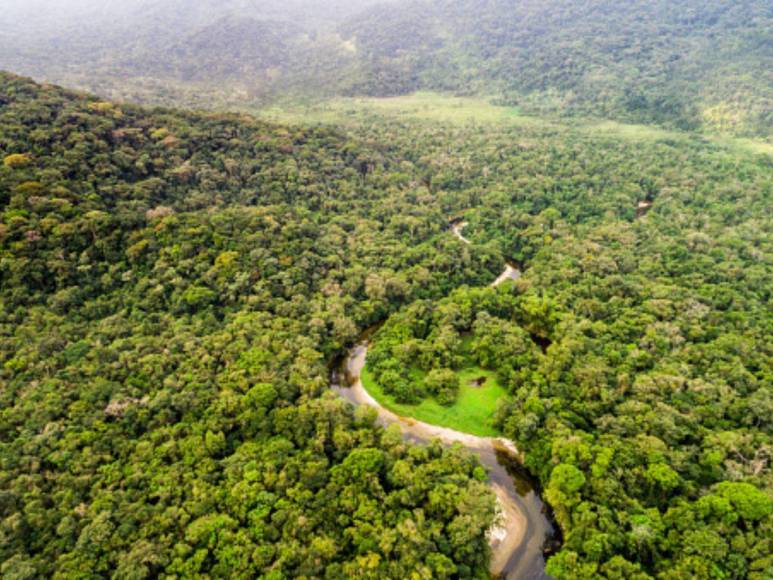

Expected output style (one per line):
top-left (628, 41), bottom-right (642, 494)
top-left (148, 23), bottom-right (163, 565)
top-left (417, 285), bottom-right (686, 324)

top-left (332, 222), bottom-right (556, 578)
top-left (332, 344), bottom-right (556, 579)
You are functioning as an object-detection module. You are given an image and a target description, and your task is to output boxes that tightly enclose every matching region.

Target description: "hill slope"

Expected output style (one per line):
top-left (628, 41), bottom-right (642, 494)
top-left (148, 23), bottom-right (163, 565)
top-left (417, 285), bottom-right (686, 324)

top-left (340, 0), bottom-right (772, 136)
top-left (0, 71), bottom-right (500, 578)
top-left (1, 0), bottom-right (769, 136)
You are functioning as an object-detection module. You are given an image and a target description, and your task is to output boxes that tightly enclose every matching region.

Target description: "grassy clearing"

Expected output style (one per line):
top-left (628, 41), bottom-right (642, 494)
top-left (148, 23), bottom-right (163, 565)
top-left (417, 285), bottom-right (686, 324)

top-left (579, 119), bottom-right (679, 142)
top-left (255, 91), bottom-right (534, 127)
top-left (339, 92), bottom-right (526, 125)
top-left (254, 92), bottom-right (772, 157)
top-left (361, 363), bottom-right (507, 437)
top-left (580, 119), bottom-right (773, 156)
top-left (713, 136), bottom-right (773, 156)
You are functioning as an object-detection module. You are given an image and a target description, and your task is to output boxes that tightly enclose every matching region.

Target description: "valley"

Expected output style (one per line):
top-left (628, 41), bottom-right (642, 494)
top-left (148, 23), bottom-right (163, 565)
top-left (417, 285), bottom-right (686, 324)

top-left (332, 226), bottom-right (555, 578)
top-left (0, 1), bottom-right (771, 578)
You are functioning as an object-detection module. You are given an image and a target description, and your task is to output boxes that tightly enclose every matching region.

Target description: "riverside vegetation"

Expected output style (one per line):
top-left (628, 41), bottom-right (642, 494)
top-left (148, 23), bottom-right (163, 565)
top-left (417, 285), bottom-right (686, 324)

top-left (0, 67), bottom-right (771, 580)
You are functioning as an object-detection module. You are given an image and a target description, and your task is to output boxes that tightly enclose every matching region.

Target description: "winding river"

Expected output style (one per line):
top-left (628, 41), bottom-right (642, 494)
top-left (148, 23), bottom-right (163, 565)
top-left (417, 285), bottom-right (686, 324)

top-left (332, 222), bottom-right (556, 579)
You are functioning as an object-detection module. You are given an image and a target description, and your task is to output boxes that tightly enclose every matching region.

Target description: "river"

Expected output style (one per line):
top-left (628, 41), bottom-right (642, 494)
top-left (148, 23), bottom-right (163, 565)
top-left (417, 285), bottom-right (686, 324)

top-left (332, 221), bottom-right (556, 579)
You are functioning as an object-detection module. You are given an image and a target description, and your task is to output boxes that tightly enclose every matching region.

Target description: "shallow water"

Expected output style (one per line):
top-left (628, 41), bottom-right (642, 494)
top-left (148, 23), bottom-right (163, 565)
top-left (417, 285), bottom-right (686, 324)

top-left (332, 343), bottom-right (555, 579)
top-left (332, 222), bottom-right (556, 578)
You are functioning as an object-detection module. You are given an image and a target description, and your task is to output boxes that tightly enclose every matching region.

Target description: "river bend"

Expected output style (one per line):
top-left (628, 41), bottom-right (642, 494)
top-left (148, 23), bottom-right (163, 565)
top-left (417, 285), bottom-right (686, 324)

top-left (332, 221), bottom-right (554, 579)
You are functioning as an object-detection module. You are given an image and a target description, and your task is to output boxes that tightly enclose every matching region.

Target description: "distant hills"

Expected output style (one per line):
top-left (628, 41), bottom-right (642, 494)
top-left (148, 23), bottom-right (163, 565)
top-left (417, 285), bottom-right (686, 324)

top-left (342, 0), bottom-right (772, 136)
top-left (1, 0), bottom-right (770, 136)
top-left (125, 17), bottom-right (306, 82)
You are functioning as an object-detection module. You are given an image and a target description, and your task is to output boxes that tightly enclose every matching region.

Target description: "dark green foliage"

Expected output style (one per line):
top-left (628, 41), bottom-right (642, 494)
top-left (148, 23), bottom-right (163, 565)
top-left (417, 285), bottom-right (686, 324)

top-left (0, 72), bottom-right (498, 578)
top-left (1, 68), bottom-right (771, 580)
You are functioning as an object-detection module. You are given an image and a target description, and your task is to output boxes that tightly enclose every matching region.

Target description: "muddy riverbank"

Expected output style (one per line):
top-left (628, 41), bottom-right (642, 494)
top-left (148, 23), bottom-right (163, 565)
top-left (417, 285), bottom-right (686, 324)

top-left (332, 220), bottom-right (557, 578)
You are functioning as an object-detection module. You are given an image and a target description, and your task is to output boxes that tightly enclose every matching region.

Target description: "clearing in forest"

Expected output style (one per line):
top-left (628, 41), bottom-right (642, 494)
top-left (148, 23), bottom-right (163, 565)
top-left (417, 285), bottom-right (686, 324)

top-left (361, 363), bottom-right (507, 438)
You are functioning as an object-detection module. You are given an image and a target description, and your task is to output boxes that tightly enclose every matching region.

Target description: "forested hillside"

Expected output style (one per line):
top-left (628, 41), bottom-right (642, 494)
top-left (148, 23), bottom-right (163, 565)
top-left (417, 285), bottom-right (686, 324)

top-left (342, 0), bottom-right (772, 136)
top-left (0, 0), bottom-right (370, 107)
top-left (0, 72), bottom-right (502, 577)
top-left (1, 0), bottom-right (770, 138)
top-left (1, 68), bottom-right (771, 579)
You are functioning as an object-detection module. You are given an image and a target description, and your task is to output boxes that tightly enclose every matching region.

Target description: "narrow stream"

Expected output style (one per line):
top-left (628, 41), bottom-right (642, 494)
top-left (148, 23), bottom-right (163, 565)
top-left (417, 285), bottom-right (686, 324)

top-left (331, 221), bottom-right (556, 579)
top-left (450, 220), bottom-right (473, 245)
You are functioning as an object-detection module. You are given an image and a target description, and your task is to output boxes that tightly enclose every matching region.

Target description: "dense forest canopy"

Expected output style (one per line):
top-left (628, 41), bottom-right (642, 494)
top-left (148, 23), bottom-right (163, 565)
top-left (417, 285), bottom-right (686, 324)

top-left (0, 71), bottom-right (502, 578)
top-left (1, 68), bottom-right (771, 578)
top-left (1, 0), bottom-right (770, 137)
top-left (1, 0), bottom-right (772, 577)
top-left (345, 109), bottom-right (773, 577)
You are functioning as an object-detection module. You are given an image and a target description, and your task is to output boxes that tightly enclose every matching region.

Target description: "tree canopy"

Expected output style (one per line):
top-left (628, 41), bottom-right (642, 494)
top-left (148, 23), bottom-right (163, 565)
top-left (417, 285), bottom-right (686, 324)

top-left (1, 70), bottom-right (771, 578)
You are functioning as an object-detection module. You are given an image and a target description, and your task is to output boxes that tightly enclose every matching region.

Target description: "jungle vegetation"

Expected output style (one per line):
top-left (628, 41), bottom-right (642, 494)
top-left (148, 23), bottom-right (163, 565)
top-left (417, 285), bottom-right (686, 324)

top-left (0, 41), bottom-right (771, 580)
top-left (0, 72), bottom-right (501, 578)
top-left (1, 0), bottom-right (770, 137)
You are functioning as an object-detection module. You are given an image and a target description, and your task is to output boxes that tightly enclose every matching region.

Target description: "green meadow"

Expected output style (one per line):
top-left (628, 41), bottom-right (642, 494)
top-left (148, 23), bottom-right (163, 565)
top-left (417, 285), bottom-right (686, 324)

top-left (360, 363), bottom-right (507, 438)
top-left (255, 92), bottom-right (772, 157)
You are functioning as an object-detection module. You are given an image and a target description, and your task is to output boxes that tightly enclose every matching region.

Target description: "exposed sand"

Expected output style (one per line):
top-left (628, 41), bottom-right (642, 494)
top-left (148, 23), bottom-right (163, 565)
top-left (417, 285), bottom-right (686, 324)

top-left (334, 340), bottom-right (551, 579)
top-left (492, 264), bottom-right (521, 287)
top-left (332, 226), bottom-right (552, 579)
top-left (451, 221), bottom-right (472, 244)
top-left (451, 221), bottom-right (521, 288)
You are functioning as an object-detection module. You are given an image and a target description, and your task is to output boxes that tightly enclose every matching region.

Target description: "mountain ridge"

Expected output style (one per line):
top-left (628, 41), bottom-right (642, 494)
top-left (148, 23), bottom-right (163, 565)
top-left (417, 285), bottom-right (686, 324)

top-left (0, 0), bottom-right (769, 137)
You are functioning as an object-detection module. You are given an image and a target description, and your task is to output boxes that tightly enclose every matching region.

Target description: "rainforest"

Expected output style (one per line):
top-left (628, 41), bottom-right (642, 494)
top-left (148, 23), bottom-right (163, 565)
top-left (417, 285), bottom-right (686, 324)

top-left (0, 1), bottom-right (771, 579)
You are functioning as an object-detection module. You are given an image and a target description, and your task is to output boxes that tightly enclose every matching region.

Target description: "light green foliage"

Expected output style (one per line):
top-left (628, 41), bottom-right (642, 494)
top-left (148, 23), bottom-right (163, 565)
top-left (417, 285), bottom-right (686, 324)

top-left (425, 368), bottom-right (461, 406)
top-left (0, 68), bottom-right (770, 580)
top-left (259, 92), bottom-right (532, 127)
top-left (0, 72), bottom-right (498, 578)
top-left (3, 153), bottom-right (30, 169)
top-left (361, 364), bottom-right (507, 437)
top-left (714, 482), bottom-right (773, 522)
top-left (546, 464), bottom-right (586, 529)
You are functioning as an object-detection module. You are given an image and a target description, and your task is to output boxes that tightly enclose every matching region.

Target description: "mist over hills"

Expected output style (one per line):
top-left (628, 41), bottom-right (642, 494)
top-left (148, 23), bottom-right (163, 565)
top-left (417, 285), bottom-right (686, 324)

top-left (344, 0), bottom-right (772, 134)
top-left (1, 0), bottom-right (770, 136)
top-left (0, 0), bottom-right (372, 105)
top-left (1, 0), bottom-right (772, 578)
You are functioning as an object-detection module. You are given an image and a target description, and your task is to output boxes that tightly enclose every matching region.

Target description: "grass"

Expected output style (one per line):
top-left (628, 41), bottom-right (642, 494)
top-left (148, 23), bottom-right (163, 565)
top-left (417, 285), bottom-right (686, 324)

top-left (254, 91), bottom-right (772, 157)
top-left (579, 119), bottom-right (679, 142)
top-left (338, 92), bottom-right (526, 125)
top-left (580, 119), bottom-right (773, 156)
top-left (361, 363), bottom-right (507, 438)
top-left (713, 136), bottom-right (773, 156)
top-left (254, 91), bottom-right (534, 128)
